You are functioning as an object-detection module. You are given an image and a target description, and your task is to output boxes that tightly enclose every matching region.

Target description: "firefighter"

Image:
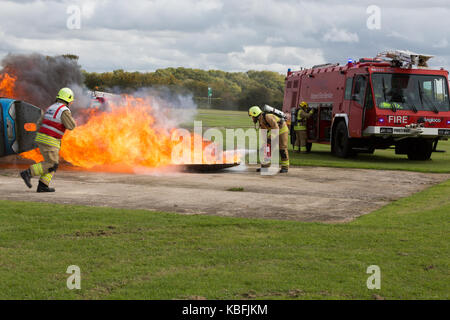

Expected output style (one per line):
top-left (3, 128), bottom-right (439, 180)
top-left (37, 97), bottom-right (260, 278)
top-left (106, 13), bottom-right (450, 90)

top-left (20, 88), bottom-right (77, 192)
top-left (248, 106), bottom-right (289, 173)
top-left (293, 101), bottom-right (314, 153)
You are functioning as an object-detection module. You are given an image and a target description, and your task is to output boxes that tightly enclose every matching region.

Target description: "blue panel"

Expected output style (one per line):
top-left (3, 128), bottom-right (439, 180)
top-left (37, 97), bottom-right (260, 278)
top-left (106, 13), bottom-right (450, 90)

top-left (0, 98), bottom-right (17, 156)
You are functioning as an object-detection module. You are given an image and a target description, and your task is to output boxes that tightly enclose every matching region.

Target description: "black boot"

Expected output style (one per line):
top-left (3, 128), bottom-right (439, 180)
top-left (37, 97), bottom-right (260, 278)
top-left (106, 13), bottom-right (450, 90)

top-left (279, 168), bottom-right (288, 173)
top-left (37, 181), bottom-right (55, 193)
top-left (20, 169), bottom-right (32, 188)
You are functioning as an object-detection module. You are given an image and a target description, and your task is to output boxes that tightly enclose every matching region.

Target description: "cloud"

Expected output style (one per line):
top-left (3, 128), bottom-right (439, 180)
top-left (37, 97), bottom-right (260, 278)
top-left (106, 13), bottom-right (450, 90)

top-left (228, 46), bottom-right (326, 72)
top-left (433, 39), bottom-right (448, 49)
top-left (322, 28), bottom-right (359, 43)
top-left (0, 0), bottom-right (449, 73)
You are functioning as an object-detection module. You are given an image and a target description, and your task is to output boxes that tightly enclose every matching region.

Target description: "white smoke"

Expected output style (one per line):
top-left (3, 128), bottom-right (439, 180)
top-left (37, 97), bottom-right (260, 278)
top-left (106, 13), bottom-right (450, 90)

top-left (99, 87), bottom-right (198, 131)
top-left (133, 87), bottom-right (198, 129)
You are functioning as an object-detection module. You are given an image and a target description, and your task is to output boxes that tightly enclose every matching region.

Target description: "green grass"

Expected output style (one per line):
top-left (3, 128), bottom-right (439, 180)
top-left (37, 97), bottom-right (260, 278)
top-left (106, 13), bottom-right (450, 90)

top-left (189, 108), bottom-right (450, 173)
top-left (226, 187), bottom-right (244, 192)
top-left (0, 179), bottom-right (449, 299)
top-left (183, 108), bottom-right (252, 129)
top-left (288, 140), bottom-right (450, 173)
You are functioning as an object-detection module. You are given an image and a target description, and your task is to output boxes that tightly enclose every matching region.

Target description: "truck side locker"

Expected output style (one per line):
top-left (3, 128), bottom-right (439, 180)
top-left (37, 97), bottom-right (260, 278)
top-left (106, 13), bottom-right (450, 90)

top-left (311, 104), bottom-right (320, 141)
top-left (317, 104), bottom-right (332, 141)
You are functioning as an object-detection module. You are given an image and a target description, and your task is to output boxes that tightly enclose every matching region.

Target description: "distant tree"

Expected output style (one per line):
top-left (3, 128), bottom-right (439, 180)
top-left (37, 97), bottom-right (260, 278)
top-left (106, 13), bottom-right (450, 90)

top-left (62, 54), bottom-right (79, 61)
top-left (82, 67), bottom-right (285, 110)
top-left (239, 85), bottom-right (272, 110)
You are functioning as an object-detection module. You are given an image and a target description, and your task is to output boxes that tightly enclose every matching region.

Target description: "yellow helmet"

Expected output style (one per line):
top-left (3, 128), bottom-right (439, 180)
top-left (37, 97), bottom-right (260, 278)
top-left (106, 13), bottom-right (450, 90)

top-left (248, 106), bottom-right (262, 117)
top-left (56, 88), bottom-right (74, 104)
top-left (299, 101), bottom-right (308, 108)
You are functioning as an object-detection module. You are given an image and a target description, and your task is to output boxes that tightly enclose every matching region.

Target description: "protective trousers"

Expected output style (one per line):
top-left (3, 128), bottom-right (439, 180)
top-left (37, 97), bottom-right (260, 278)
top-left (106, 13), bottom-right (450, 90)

top-left (279, 131), bottom-right (289, 169)
top-left (29, 142), bottom-right (59, 186)
top-left (295, 130), bottom-right (307, 152)
top-left (261, 131), bottom-right (289, 170)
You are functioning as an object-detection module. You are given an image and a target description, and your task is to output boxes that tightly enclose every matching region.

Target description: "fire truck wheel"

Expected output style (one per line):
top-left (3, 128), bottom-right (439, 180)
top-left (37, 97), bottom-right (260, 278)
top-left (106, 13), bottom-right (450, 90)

top-left (333, 121), bottom-right (354, 158)
top-left (407, 139), bottom-right (432, 160)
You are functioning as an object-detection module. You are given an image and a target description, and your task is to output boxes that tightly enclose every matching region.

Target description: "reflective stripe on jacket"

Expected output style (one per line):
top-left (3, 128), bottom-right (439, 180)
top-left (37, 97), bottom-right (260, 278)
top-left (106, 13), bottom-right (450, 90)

top-left (35, 132), bottom-right (61, 148)
top-left (294, 108), bottom-right (312, 131)
top-left (38, 103), bottom-right (69, 139)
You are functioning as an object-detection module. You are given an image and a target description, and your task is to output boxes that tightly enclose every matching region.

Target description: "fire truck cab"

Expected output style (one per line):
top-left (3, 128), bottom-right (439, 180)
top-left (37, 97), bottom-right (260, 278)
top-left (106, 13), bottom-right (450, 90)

top-left (282, 50), bottom-right (450, 160)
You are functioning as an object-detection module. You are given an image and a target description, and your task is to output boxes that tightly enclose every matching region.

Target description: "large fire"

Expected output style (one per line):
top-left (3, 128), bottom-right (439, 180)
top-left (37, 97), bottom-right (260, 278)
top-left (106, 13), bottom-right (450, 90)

top-left (2, 69), bottom-right (238, 171)
top-left (20, 95), bottom-right (238, 171)
top-left (0, 73), bottom-right (17, 97)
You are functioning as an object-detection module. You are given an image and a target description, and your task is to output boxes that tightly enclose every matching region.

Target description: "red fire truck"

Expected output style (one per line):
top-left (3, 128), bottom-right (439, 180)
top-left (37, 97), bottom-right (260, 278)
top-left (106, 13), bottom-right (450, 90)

top-left (282, 50), bottom-right (450, 160)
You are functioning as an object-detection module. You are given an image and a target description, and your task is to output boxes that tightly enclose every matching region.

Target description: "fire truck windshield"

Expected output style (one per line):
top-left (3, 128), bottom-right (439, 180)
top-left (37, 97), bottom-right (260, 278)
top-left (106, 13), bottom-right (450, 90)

top-left (371, 73), bottom-right (450, 112)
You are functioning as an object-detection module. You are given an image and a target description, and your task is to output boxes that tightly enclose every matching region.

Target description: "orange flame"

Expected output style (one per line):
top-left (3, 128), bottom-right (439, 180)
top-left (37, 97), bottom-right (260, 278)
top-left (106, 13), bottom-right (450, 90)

top-left (20, 148), bottom-right (44, 163)
top-left (21, 95), bottom-right (239, 171)
top-left (0, 73), bottom-right (17, 97)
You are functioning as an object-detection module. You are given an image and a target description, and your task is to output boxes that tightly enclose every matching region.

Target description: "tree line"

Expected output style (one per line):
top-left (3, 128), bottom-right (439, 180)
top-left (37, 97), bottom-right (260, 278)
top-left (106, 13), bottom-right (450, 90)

top-left (82, 68), bottom-right (286, 110)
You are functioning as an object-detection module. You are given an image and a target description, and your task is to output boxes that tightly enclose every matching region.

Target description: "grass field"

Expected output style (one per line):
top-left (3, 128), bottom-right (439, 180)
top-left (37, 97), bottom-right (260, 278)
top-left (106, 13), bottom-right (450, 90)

top-left (0, 108), bottom-right (448, 300)
top-left (187, 108), bottom-right (254, 129)
top-left (191, 108), bottom-right (450, 173)
top-left (0, 179), bottom-right (448, 299)
top-left (288, 141), bottom-right (450, 173)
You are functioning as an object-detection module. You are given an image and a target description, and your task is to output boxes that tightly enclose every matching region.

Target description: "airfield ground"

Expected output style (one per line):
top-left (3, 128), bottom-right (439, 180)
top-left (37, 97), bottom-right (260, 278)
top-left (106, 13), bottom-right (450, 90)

top-left (0, 165), bottom-right (448, 223)
top-left (0, 109), bottom-right (448, 299)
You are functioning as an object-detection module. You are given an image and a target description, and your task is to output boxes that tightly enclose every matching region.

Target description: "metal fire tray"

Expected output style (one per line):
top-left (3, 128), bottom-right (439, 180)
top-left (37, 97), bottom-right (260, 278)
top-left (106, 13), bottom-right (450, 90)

top-left (180, 162), bottom-right (240, 173)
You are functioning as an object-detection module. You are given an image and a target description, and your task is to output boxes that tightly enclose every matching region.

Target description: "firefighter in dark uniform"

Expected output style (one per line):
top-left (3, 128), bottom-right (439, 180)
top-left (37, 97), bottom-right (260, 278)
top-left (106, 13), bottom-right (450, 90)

top-left (249, 106), bottom-right (289, 173)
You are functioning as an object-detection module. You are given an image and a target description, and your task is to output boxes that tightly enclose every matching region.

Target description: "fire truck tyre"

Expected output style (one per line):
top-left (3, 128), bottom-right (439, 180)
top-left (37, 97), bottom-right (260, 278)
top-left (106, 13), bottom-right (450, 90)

top-left (306, 142), bottom-right (312, 153)
top-left (407, 139), bottom-right (432, 160)
top-left (333, 121), bottom-right (354, 158)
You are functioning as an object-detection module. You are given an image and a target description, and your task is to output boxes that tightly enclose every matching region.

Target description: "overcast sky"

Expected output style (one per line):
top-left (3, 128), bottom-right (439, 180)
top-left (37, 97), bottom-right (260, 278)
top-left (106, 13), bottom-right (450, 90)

top-left (0, 0), bottom-right (449, 74)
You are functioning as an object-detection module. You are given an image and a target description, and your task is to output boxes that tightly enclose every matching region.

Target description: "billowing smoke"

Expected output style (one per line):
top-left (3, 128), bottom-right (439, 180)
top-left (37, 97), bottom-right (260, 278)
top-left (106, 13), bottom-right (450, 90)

top-left (0, 53), bottom-right (197, 129)
top-left (132, 87), bottom-right (197, 130)
top-left (0, 53), bottom-right (91, 110)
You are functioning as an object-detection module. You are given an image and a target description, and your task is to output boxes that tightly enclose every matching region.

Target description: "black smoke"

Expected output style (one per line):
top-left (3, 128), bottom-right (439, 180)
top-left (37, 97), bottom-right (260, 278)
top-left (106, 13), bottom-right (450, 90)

top-left (0, 53), bottom-right (89, 110)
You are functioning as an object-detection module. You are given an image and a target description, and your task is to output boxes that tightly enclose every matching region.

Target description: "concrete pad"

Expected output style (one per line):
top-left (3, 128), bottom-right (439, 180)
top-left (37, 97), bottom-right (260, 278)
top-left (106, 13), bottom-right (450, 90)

top-left (0, 165), bottom-right (448, 223)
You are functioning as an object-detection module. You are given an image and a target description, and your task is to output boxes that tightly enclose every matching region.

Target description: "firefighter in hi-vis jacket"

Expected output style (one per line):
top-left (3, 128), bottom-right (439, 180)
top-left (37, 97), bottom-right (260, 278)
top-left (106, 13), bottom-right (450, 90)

top-left (249, 106), bottom-right (289, 173)
top-left (293, 101), bottom-right (314, 153)
top-left (20, 88), bottom-right (77, 192)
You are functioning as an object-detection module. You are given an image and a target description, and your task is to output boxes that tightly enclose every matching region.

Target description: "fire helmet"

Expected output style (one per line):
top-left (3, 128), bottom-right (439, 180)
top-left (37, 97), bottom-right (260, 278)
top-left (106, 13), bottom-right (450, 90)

top-left (248, 106), bottom-right (262, 117)
top-left (299, 101), bottom-right (308, 108)
top-left (56, 88), bottom-right (74, 104)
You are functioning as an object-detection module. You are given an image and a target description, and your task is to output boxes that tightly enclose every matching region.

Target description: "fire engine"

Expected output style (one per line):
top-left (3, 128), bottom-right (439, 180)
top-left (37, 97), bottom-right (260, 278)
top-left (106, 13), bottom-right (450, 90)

top-left (282, 50), bottom-right (450, 160)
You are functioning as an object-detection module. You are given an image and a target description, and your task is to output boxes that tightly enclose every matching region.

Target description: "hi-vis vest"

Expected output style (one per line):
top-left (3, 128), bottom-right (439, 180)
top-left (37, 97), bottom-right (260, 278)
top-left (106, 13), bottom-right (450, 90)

top-left (36, 102), bottom-right (69, 148)
top-left (294, 108), bottom-right (310, 131)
